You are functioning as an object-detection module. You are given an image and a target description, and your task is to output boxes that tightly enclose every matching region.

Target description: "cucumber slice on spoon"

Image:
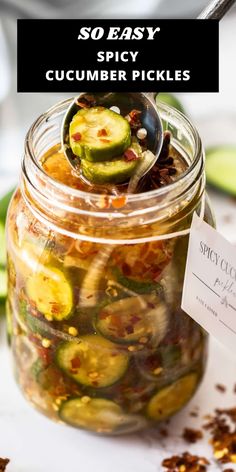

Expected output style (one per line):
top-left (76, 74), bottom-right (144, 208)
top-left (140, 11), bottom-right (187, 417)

top-left (69, 107), bottom-right (131, 162)
top-left (62, 92), bottom-right (163, 181)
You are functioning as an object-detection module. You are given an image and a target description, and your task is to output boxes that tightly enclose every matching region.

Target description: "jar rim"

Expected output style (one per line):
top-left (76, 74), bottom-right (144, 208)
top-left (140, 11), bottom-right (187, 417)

top-left (24, 97), bottom-right (203, 208)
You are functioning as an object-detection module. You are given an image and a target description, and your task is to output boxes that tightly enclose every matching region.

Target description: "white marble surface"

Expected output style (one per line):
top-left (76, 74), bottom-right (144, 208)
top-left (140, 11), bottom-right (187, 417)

top-left (0, 9), bottom-right (236, 472)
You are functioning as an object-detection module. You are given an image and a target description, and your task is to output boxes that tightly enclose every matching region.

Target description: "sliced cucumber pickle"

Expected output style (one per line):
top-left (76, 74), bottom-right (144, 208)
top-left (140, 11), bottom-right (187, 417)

top-left (26, 266), bottom-right (73, 321)
top-left (96, 295), bottom-right (168, 345)
top-left (206, 146), bottom-right (236, 196)
top-left (69, 107), bottom-right (131, 162)
top-left (146, 373), bottom-right (198, 421)
top-left (56, 334), bottom-right (129, 388)
top-left (81, 155), bottom-right (139, 184)
top-left (59, 397), bottom-right (145, 433)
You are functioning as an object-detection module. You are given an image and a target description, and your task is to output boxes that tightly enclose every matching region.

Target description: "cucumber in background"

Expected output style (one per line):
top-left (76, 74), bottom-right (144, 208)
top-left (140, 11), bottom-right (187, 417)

top-left (0, 189), bottom-right (14, 223)
top-left (206, 147), bottom-right (236, 196)
top-left (0, 188), bottom-right (15, 313)
top-left (156, 93), bottom-right (186, 115)
top-left (0, 223), bottom-right (6, 266)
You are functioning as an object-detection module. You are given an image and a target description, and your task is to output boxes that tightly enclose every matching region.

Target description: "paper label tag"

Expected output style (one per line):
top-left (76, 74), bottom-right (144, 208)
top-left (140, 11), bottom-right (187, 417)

top-left (182, 213), bottom-right (236, 353)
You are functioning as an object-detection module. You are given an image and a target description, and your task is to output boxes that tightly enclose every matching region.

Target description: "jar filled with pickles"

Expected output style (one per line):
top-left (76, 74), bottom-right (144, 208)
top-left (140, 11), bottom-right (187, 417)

top-left (6, 97), bottom-right (214, 435)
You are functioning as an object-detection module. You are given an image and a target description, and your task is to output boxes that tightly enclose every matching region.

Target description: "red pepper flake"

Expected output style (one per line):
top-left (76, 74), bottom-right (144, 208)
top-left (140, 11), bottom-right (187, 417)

top-left (49, 302), bottom-right (61, 315)
top-left (71, 357), bottom-right (81, 369)
top-left (126, 325), bottom-right (134, 335)
top-left (147, 302), bottom-right (155, 309)
top-left (182, 427), bottom-right (203, 443)
top-left (122, 262), bottom-right (131, 276)
top-left (97, 128), bottom-right (108, 137)
top-left (129, 110), bottom-right (142, 127)
top-left (144, 353), bottom-right (161, 371)
top-left (153, 270), bottom-right (162, 282)
top-left (72, 132), bottom-right (82, 142)
top-left (131, 315), bottom-right (141, 324)
top-left (124, 149), bottom-right (139, 162)
top-left (204, 407), bottom-right (236, 464)
top-left (160, 428), bottom-right (169, 438)
top-left (111, 196), bottom-right (127, 209)
top-left (216, 383), bottom-right (226, 393)
top-left (0, 458), bottom-right (10, 472)
top-left (127, 109), bottom-right (142, 131)
top-left (162, 452), bottom-right (210, 472)
top-left (100, 138), bottom-right (111, 143)
top-left (99, 311), bottom-right (109, 320)
top-left (37, 346), bottom-right (52, 365)
top-left (129, 109), bottom-right (142, 121)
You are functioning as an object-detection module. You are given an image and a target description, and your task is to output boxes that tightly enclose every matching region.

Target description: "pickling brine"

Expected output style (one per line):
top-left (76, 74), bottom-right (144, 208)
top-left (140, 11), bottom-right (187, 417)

top-left (6, 98), bottom-right (214, 434)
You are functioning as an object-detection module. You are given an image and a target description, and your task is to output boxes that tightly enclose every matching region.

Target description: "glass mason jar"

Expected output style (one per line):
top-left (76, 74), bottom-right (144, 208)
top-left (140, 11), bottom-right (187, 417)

top-left (6, 99), bottom-right (214, 435)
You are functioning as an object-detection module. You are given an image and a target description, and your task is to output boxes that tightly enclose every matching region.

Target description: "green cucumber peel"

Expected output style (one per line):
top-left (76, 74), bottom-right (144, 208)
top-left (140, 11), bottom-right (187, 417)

top-left (112, 267), bottom-right (163, 295)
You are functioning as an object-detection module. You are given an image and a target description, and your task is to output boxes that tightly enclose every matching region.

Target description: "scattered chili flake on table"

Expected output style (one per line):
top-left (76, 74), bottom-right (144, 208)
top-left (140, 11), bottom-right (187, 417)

top-left (0, 458), bottom-right (9, 471)
top-left (215, 383), bottom-right (226, 393)
top-left (204, 407), bottom-right (236, 464)
top-left (162, 452), bottom-right (210, 472)
top-left (159, 428), bottom-right (169, 438)
top-left (182, 427), bottom-right (203, 444)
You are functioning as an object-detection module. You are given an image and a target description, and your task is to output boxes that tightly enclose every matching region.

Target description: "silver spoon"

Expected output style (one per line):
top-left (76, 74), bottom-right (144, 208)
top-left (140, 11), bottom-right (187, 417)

top-left (61, 91), bottom-right (163, 179)
top-left (198, 0), bottom-right (235, 19)
top-left (61, 0), bottom-right (235, 184)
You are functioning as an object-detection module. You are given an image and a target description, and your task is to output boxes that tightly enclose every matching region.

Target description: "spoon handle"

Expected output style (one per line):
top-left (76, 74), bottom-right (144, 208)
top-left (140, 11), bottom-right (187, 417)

top-left (198, 0), bottom-right (235, 19)
top-left (145, 92), bottom-right (157, 103)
